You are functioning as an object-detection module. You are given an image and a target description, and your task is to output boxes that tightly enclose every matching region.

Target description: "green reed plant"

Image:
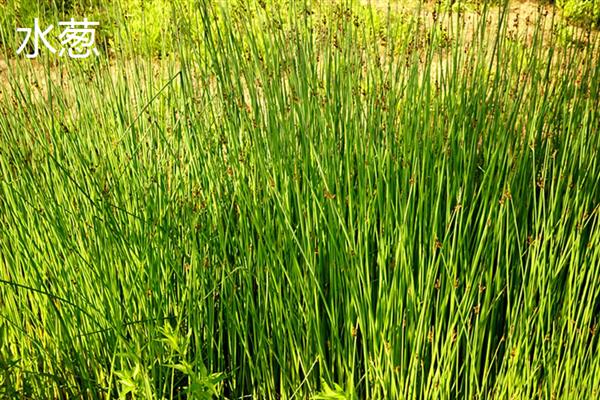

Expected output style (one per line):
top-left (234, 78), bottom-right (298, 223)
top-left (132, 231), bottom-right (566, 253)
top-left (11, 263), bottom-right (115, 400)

top-left (0, 0), bottom-right (599, 398)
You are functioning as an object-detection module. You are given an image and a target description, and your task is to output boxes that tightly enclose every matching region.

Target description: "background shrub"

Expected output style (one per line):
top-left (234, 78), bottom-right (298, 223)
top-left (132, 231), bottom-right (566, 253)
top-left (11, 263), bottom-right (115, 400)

top-left (557, 0), bottom-right (600, 27)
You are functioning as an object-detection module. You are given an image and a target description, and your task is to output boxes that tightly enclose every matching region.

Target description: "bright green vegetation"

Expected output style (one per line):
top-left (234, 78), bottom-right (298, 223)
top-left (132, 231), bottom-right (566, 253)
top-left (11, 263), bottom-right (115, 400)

top-left (1, 0), bottom-right (599, 399)
top-left (0, 0), bottom-right (203, 56)
top-left (557, 0), bottom-right (600, 27)
top-left (0, 0), bottom-right (599, 55)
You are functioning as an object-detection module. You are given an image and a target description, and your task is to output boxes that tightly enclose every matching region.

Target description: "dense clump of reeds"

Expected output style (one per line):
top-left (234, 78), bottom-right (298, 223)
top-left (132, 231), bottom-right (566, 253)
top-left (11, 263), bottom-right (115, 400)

top-left (0, 0), bottom-right (599, 398)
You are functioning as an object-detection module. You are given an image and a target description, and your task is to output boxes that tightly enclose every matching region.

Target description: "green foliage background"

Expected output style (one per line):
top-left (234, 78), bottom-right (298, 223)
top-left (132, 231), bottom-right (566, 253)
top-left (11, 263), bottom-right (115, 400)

top-left (1, 0), bottom-right (599, 57)
top-left (558, 0), bottom-right (600, 27)
top-left (0, 0), bottom-right (203, 56)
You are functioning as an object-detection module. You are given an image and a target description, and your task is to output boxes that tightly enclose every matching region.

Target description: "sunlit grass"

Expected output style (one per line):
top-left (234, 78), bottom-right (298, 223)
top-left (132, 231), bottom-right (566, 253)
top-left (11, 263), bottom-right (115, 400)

top-left (0, 0), bottom-right (599, 398)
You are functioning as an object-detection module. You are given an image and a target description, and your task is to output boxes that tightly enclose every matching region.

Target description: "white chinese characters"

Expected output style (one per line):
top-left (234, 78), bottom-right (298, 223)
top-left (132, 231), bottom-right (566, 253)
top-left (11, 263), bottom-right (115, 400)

top-left (16, 18), bottom-right (100, 59)
top-left (16, 18), bottom-right (55, 58)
